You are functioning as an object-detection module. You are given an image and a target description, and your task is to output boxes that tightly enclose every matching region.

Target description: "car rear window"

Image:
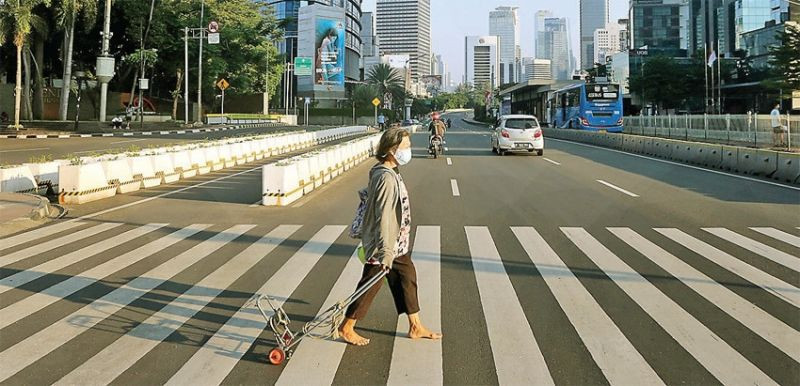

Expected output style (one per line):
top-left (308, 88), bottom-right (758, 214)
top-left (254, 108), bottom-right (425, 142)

top-left (505, 119), bottom-right (539, 129)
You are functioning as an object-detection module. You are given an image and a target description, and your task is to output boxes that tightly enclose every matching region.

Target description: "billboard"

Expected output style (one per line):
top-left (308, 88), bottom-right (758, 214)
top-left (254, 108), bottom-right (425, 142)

top-left (421, 75), bottom-right (442, 94)
top-left (385, 54), bottom-right (411, 69)
top-left (315, 18), bottom-right (345, 87)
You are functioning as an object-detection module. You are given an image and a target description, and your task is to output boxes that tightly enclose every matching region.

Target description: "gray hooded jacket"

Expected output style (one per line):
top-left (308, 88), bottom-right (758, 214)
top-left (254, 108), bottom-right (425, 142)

top-left (361, 164), bottom-right (403, 268)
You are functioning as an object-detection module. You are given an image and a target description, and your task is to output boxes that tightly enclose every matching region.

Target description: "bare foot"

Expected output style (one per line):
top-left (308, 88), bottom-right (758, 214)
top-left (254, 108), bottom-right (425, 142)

top-left (339, 327), bottom-right (370, 346)
top-left (409, 325), bottom-right (443, 340)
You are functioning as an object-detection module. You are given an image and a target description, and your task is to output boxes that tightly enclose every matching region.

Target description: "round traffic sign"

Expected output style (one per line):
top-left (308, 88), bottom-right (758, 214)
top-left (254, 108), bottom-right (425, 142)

top-left (208, 21), bottom-right (219, 33)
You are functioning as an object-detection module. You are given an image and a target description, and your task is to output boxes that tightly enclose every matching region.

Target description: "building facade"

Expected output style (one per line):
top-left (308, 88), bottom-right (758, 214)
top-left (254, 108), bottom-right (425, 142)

top-left (360, 11), bottom-right (379, 58)
top-left (464, 36), bottom-right (500, 90)
top-left (490, 6), bottom-right (521, 84)
top-left (535, 10), bottom-right (554, 59)
top-left (376, 0), bottom-right (432, 81)
top-left (580, 0), bottom-right (609, 70)
top-left (630, 0), bottom-right (690, 56)
top-left (593, 20), bottom-right (627, 64)
top-left (540, 17), bottom-right (573, 80)
top-left (523, 58), bottom-right (552, 81)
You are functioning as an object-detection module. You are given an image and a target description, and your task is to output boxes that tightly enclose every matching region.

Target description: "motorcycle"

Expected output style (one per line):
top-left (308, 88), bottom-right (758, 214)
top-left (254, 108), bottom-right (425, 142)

top-left (429, 135), bottom-right (444, 159)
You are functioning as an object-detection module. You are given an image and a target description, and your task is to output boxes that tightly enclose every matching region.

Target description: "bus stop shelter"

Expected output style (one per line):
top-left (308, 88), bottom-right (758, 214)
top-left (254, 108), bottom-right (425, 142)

top-left (499, 80), bottom-right (580, 125)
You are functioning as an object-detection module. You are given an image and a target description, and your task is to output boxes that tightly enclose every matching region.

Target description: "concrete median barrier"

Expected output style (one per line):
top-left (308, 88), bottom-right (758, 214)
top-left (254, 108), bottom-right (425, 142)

top-left (189, 148), bottom-right (211, 175)
top-left (102, 159), bottom-right (140, 194)
top-left (752, 150), bottom-right (778, 177)
top-left (720, 146), bottom-right (738, 171)
top-left (772, 152), bottom-right (800, 183)
top-left (651, 139), bottom-right (670, 159)
top-left (737, 148), bottom-right (759, 175)
top-left (127, 155), bottom-right (161, 188)
top-left (170, 151), bottom-right (197, 179)
top-left (152, 154), bottom-right (181, 184)
top-left (673, 143), bottom-right (692, 163)
top-left (701, 145), bottom-right (723, 168)
top-left (58, 162), bottom-right (116, 204)
top-left (0, 166), bottom-right (38, 193)
top-left (23, 161), bottom-right (63, 193)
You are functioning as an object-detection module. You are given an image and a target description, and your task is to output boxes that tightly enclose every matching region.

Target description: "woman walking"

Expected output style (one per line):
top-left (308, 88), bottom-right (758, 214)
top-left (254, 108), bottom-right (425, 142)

top-left (339, 128), bottom-right (442, 346)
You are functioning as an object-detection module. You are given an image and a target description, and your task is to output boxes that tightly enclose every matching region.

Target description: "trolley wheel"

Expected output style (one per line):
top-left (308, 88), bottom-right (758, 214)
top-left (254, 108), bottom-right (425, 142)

top-left (268, 347), bottom-right (286, 365)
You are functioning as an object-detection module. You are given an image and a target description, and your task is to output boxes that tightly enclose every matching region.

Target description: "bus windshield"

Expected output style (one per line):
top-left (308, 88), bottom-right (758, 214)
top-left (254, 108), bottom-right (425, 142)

top-left (585, 84), bottom-right (619, 102)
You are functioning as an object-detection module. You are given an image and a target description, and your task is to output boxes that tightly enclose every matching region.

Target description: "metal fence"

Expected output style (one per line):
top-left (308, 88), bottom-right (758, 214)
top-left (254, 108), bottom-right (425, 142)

top-left (624, 114), bottom-right (799, 150)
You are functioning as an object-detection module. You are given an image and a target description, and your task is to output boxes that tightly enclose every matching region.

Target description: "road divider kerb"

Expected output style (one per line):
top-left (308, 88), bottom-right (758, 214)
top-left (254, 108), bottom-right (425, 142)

top-left (0, 122), bottom-right (280, 139)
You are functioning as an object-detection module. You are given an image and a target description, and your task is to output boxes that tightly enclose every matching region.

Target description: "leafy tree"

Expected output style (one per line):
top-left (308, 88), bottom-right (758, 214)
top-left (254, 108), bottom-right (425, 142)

top-left (367, 63), bottom-right (403, 108)
top-left (767, 22), bottom-right (800, 92)
top-left (629, 55), bottom-right (687, 110)
top-left (0, 0), bottom-right (51, 129)
top-left (56, 0), bottom-right (97, 120)
top-left (349, 83), bottom-right (378, 108)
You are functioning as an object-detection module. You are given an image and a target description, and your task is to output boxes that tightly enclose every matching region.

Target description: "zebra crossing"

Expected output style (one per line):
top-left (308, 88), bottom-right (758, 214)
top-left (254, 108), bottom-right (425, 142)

top-left (0, 221), bottom-right (798, 384)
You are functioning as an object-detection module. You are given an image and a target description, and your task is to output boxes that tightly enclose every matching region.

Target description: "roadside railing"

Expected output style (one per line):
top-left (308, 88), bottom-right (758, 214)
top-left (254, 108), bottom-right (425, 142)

top-left (624, 114), bottom-right (799, 150)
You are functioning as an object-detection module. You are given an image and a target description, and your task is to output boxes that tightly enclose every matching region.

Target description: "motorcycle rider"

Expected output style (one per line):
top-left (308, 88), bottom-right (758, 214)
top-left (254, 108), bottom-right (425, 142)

top-left (428, 113), bottom-right (446, 154)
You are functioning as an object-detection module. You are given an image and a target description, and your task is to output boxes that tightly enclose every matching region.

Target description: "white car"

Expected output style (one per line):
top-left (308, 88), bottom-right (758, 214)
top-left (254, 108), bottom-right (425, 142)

top-left (490, 114), bottom-right (544, 156)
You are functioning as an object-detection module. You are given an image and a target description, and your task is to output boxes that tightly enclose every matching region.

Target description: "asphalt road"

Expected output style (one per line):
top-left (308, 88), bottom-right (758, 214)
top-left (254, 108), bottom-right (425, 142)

top-left (0, 124), bottom-right (328, 165)
top-left (0, 112), bottom-right (798, 385)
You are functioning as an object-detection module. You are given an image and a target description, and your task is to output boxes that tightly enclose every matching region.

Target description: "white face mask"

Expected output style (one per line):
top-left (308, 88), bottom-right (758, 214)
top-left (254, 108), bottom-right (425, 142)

top-left (393, 148), bottom-right (412, 165)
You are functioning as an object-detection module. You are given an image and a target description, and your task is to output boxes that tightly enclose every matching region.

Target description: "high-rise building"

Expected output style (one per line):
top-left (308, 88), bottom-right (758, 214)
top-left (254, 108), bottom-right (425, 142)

top-left (734, 0), bottom-right (773, 48)
top-left (523, 58), bottom-right (552, 81)
top-left (580, 0), bottom-right (609, 70)
top-left (535, 10), bottom-right (554, 59)
top-left (538, 16), bottom-right (572, 80)
top-left (593, 20), bottom-right (628, 64)
top-left (630, 0), bottom-right (690, 55)
top-left (490, 6), bottom-right (521, 84)
top-left (360, 11), bottom-right (379, 58)
top-left (464, 36), bottom-right (500, 90)
top-left (376, 0), bottom-right (432, 81)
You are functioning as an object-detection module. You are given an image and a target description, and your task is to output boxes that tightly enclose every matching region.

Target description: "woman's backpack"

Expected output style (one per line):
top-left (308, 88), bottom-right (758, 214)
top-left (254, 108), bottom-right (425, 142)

top-left (348, 188), bottom-right (369, 239)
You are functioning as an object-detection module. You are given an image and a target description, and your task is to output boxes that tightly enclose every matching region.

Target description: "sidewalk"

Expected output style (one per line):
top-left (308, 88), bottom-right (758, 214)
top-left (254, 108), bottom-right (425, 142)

top-left (0, 193), bottom-right (64, 237)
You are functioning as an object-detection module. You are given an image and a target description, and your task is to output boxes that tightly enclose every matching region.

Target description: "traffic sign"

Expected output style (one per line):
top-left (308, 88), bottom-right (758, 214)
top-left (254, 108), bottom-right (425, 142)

top-left (372, 98), bottom-right (381, 107)
top-left (208, 33), bottom-right (220, 44)
top-left (793, 90), bottom-right (800, 110)
top-left (217, 79), bottom-right (230, 90)
top-left (294, 57), bottom-right (312, 76)
top-left (208, 21), bottom-right (219, 33)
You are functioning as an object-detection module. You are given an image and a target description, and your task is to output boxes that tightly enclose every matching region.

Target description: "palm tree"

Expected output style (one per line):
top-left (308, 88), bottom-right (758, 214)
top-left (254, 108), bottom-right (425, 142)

top-left (0, 0), bottom-right (51, 130)
top-left (349, 83), bottom-right (378, 108)
top-left (57, 0), bottom-right (97, 121)
top-left (367, 63), bottom-right (404, 108)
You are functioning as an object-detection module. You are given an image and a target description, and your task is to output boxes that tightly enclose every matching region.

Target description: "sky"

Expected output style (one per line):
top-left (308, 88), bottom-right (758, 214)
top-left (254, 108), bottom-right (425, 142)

top-left (361, 0), bottom-right (629, 83)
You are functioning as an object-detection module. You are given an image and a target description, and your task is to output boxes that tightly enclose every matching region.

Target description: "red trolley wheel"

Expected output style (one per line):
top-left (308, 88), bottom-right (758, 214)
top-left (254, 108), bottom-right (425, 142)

top-left (268, 347), bottom-right (286, 365)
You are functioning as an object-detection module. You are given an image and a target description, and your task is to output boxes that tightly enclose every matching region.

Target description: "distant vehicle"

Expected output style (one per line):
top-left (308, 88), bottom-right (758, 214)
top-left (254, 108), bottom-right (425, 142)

top-left (491, 114), bottom-right (544, 156)
top-left (550, 82), bottom-right (623, 133)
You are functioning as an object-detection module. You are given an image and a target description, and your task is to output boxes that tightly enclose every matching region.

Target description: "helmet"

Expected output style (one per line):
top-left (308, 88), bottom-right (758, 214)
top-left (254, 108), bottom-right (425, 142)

top-left (431, 112), bottom-right (440, 121)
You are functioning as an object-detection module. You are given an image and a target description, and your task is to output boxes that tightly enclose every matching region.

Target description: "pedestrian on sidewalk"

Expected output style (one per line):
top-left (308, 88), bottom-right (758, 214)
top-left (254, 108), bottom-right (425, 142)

top-left (339, 127), bottom-right (442, 346)
top-left (771, 103), bottom-right (787, 147)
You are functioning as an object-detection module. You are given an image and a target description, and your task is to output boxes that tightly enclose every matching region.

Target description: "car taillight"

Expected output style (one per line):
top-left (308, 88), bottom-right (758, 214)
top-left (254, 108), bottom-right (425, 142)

top-left (580, 118), bottom-right (589, 126)
top-left (501, 129), bottom-right (510, 138)
top-left (533, 129), bottom-right (542, 138)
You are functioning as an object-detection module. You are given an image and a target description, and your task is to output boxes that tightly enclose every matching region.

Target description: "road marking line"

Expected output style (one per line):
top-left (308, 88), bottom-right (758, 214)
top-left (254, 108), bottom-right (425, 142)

top-left (165, 226), bottom-right (346, 386)
top-left (110, 138), bottom-right (147, 145)
top-left (610, 227), bottom-right (800, 360)
top-left (562, 227), bottom-right (774, 386)
top-left (512, 227), bottom-right (661, 384)
top-left (0, 221), bottom-right (85, 251)
top-left (450, 179), bottom-right (460, 197)
top-left (0, 224), bottom-right (249, 382)
top-left (750, 227), bottom-right (800, 248)
top-left (0, 222), bottom-right (122, 267)
top-left (703, 228), bottom-right (800, 272)
top-left (549, 138), bottom-right (800, 191)
top-left (656, 228), bottom-right (800, 308)
top-left (388, 226), bottom-right (442, 385)
top-left (446, 157), bottom-right (452, 165)
top-left (0, 223), bottom-right (166, 296)
top-left (596, 179), bottom-right (639, 197)
top-left (0, 147), bottom-right (50, 153)
top-left (542, 157), bottom-right (561, 165)
top-left (276, 248), bottom-right (364, 385)
top-left (465, 227), bottom-right (554, 385)
top-left (55, 225), bottom-right (300, 386)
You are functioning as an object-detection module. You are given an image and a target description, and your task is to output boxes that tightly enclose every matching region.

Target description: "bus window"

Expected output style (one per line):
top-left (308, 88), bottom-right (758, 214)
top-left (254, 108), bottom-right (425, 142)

top-left (585, 84), bottom-right (619, 102)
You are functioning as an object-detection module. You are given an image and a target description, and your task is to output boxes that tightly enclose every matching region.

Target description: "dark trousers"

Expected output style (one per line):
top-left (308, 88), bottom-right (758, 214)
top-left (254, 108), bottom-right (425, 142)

top-left (345, 253), bottom-right (420, 320)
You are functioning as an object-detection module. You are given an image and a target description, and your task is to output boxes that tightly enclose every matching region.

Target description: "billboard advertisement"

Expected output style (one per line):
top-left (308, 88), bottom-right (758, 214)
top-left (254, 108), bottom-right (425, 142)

top-left (385, 54), bottom-right (411, 69)
top-left (315, 18), bottom-right (345, 87)
top-left (421, 75), bottom-right (442, 94)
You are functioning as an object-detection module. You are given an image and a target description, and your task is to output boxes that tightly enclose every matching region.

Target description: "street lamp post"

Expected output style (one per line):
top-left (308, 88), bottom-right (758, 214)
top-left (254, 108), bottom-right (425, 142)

top-left (73, 71), bottom-right (86, 131)
top-left (196, 0), bottom-right (205, 125)
top-left (97, 0), bottom-right (114, 122)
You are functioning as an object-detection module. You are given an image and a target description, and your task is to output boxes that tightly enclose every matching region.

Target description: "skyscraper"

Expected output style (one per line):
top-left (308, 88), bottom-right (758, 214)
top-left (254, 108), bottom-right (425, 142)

top-left (593, 20), bottom-right (628, 64)
top-left (360, 11), bottom-right (379, 58)
top-left (538, 16), bottom-right (572, 80)
top-left (489, 6), bottom-right (521, 84)
top-left (630, 0), bottom-right (690, 55)
top-left (580, 0), bottom-right (609, 70)
top-left (376, 0), bottom-right (432, 81)
top-left (464, 36), bottom-right (500, 89)
top-left (535, 10), bottom-right (554, 59)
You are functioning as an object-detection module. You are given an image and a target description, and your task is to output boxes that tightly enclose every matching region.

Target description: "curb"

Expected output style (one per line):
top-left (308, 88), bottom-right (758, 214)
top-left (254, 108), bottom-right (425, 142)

top-left (0, 122), bottom-right (281, 139)
top-left (0, 194), bottom-right (67, 238)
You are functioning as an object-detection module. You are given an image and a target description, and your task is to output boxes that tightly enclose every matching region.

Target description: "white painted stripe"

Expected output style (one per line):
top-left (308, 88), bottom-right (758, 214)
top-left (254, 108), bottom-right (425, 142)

top-left (750, 227), bottom-right (800, 248)
top-left (610, 227), bottom-right (800, 360)
top-left (0, 224), bottom-right (249, 382)
top-left (0, 147), bottom-right (50, 153)
top-left (276, 248), bottom-right (363, 386)
top-left (512, 227), bottom-right (662, 384)
top-left (388, 226), bottom-right (442, 385)
top-left (55, 225), bottom-right (301, 386)
top-left (0, 223), bottom-right (166, 296)
top-left (122, 132), bottom-right (134, 136)
top-left (0, 224), bottom-right (209, 330)
top-left (101, 133), bottom-right (114, 137)
top-left (446, 157), bottom-right (452, 165)
top-left (549, 138), bottom-right (800, 192)
top-left (58, 135), bottom-right (70, 138)
top-left (465, 227), bottom-right (554, 385)
top-left (657, 228), bottom-right (800, 308)
top-left (703, 228), bottom-right (800, 272)
top-left (542, 157), bottom-right (561, 165)
top-left (0, 221), bottom-right (85, 251)
top-left (35, 135), bottom-right (48, 139)
top-left (562, 227), bottom-right (774, 385)
top-left (165, 225), bottom-right (346, 386)
top-left (1, 222), bottom-right (123, 267)
top-left (450, 179), bottom-right (460, 197)
top-left (110, 138), bottom-right (147, 145)
top-left (80, 134), bottom-right (91, 138)
top-left (160, 131), bottom-right (170, 135)
top-left (142, 132), bottom-right (152, 136)
top-left (596, 179), bottom-right (639, 197)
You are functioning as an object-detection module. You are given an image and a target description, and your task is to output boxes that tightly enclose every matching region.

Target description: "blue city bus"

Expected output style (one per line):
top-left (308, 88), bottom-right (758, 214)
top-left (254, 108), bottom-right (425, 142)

top-left (550, 82), bottom-right (624, 132)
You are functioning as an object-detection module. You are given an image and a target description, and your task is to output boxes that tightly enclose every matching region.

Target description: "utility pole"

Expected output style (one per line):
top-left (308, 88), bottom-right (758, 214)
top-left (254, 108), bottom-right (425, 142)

top-left (184, 27), bottom-right (189, 123)
top-left (97, 0), bottom-right (114, 122)
top-left (196, 0), bottom-right (205, 124)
